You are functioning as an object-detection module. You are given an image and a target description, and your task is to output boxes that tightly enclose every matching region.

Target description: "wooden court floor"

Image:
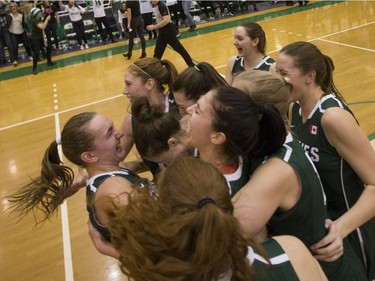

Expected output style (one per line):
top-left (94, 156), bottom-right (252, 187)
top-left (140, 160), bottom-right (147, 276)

top-left (0, 1), bottom-right (374, 281)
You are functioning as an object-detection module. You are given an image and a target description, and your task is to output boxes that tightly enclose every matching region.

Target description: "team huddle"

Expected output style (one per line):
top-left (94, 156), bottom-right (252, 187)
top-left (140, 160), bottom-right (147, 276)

top-left (9, 17), bottom-right (375, 281)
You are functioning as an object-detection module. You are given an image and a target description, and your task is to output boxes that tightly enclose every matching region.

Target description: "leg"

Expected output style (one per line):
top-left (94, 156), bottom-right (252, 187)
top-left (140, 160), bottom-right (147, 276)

top-left (153, 33), bottom-right (167, 60)
top-left (135, 22), bottom-right (146, 57)
top-left (182, 0), bottom-right (195, 29)
top-left (165, 30), bottom-right (194, 67)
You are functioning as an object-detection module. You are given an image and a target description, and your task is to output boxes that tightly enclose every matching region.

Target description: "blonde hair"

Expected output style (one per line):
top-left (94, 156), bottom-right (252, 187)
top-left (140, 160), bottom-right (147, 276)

top-left (233, 70), bottom-right (292, 124)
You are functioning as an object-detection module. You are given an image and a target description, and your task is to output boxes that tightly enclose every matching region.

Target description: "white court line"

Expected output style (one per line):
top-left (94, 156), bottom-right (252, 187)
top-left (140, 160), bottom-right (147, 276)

top-left (54, 112), bottom-right (74, 281)
top-left (317, 38), bottom-right (375, 53)
top-left (0, 94), bottom-right (123, 131)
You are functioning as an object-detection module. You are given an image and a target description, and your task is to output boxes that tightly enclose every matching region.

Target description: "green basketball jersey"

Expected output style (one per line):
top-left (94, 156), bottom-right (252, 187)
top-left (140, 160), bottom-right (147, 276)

top-left (86, 168), bottom-right (150, 242)
top-left (249, 133), bottom-right (366, 280)
top-left (231, 55), bottom-right (275, 77)
top-left (291, 94), bottom-right (375, 280)
top-left (223, 156), bottom-right (251, 196)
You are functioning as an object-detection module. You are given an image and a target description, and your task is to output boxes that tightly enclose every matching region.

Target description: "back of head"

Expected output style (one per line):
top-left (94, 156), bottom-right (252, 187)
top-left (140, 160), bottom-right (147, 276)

top-left (172, 62), bottom-right (228, 102)
top-left (131, 97), bottom-right (181, 159)
top-left (107, 156), bottom-right (255, 281)
top-left (240, 22), bottom-right (266, 54)
top-left (233, 70), bottom-right (292, 118)
top-left (211, 86), bottom-right (287, 161)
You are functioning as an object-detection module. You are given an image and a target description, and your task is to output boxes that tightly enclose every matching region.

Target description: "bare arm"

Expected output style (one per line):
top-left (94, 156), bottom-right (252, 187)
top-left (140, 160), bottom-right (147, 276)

top-left (37, 15), bottom-right (51, 30)
top-left (120, 113), bottom-right (134, 160)
top-left (273, 236), bottom-right (328, 281)
top-left (312, 107), bottom-right (375, 258)
top-left (232, 158), bottom-right (301, 241)
top-left (225, 56), bottom-right (236, 85)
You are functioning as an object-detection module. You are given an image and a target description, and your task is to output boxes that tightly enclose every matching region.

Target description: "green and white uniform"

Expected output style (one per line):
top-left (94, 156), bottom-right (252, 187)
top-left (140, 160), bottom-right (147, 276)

top-left (291, 94), bottom-right (375, 280)
top-left (86, 168), bottom-right (152, 242)
top-left (249, 133), bottom-right (366, 280)
top-left (223, 156), bottom-right (250, 196)
top-left (231, 55), bottom-right (275, 77)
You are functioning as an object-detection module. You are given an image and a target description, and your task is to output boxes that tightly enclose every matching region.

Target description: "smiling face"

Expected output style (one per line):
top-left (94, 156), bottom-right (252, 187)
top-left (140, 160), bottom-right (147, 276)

top-left (186, 91), bottom-right (216, 151)
top-left (87, 114), bottom-right (126, 165)
top-left (173, 90), bottom-right (197, 117)
top-left (276, 53), bottom-right (307, 102)
top-left (233, 26), bottom-right (258, 57)
top-left (122, 70), bottom-right (148, 103)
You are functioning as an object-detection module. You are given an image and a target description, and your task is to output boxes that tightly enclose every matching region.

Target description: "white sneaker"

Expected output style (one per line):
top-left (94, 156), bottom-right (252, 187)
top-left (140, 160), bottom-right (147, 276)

top-left (13, 60), bottom-right (18, 66)
top-left (80, 45), bottom-right (85, 50)
top-left (134, 38), bottom-right (138, 44)
top-left (85, 43), bottom-right (89, 49)
top-left (29, 56), bottom-right (33, 61)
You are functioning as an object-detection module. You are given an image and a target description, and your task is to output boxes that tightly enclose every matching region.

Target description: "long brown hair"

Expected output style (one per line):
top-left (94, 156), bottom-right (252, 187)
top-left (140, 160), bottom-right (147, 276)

top-left (9, 112), bottom-right (97, 225)
top-left (105, 156), bottom-right (256, 281)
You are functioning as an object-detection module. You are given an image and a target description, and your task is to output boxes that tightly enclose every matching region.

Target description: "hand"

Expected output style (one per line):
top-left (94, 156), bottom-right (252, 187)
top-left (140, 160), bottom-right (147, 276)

top-left (87, 220), bottom-right (120, 258)
top-left (311, 219), bottom-right (344, 262)
top-left (146, 25), bottom-right (154, 31)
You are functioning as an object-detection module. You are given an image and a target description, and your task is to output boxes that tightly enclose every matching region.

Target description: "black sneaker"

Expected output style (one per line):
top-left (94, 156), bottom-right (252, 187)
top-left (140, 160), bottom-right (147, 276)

top-left (47, 61), bottom-right (55, 66)
top-left (188, 25), bottom-right (196, 32)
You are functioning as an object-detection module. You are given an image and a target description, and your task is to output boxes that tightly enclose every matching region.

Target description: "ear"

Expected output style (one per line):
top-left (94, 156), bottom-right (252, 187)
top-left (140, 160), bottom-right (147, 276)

top-left (81, 151), bottom-right (98, 163)
top-left (167, 137), bottom-right (178, 147)
top-left (252, 37), bottom-right (260, 47)
top-left (145, 78), bottom-right (155, 91)
top-left (305, 71), bottom-right (316, 84)
top-left (210, 132), bottom-right (226, 145)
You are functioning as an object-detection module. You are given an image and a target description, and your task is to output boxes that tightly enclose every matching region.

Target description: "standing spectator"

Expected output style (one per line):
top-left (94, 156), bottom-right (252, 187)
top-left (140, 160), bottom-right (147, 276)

top-left (109, 0), bottom-right (122, 39)
top-left (0, 0), bottom-right (14, 65)
top-left (123, 0), bottom-right (146, 59)
top-left (166, 0), bottom-right (181, 36)
top-left (8, 2), bottom-right (32, 66)
top-left (147, 0), bottom-right (194, 67)
top-left (91, 0), bottom-right (117, 44)
top-left (60, 0), bottom-right (89, 50)
top-left (28, 7), bottom-right (55, 75)
top-left (140, 0), bottom-right (156, 40)
top-left (118, 1), bottom-right (128, 39)
top-left (42, 0), bottom-right (60, 53)
top-left (181, 0), bottom-right (195, 31)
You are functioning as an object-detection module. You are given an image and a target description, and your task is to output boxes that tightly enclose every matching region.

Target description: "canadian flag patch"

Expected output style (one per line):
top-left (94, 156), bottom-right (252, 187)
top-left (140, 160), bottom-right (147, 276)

top-left (309, 125), bottom-right (318, 135)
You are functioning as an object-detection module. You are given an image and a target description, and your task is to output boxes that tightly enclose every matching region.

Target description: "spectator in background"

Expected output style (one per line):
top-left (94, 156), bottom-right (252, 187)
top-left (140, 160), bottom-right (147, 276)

top-left (28, 7), bottom-right (55, 74)
top-left (166, 0), bottom-right (180, 36)
top-left (0, 0), bottom-right (15, 65)
top-left (42, 0), bottom-right (60, 53)
top-left (91, 0), bottom-right (117, 44)
top-left (8, 2), bottom-right (32, 66)
top-left (181, 0), bottom-right (195, 31)
top-left (109, 0), bottom-right (122, 39)
top-left (118, 1), bottom-right (129, 39)
top-left (60, 0), bottom-right (89, 50)
top-left (140, 0), bottom-right (157, 40)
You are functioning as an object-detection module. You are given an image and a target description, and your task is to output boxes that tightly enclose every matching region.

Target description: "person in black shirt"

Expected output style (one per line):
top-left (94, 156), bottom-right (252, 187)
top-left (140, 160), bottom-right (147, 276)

top-left (123, 0), bottom-right (146, 59)
top-left (147, 0), bottom-right (194, 67)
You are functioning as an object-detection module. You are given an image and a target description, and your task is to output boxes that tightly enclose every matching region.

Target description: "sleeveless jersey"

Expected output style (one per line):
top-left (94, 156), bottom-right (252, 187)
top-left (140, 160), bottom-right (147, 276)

top-left (231, 55), bottom-right (275, 77)
top-left (291, 94), bottom-right (375, 279)
top-left (86, 168), bottom-right (151, 242)
top-left (249, 133), bottom-right (366, 280)
top-left (132, 93), bottom-right (180, 177)
top-left (218, 238), bottom-right (299, 281)
top-left (223, 156), bottom-right (250, 196)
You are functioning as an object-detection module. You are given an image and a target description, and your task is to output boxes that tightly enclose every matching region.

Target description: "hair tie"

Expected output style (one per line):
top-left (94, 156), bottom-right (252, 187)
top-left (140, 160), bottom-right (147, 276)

top-left (194, 65), bottom-right (201, 72)
top-left (197, 198), bottom-right (216, 209)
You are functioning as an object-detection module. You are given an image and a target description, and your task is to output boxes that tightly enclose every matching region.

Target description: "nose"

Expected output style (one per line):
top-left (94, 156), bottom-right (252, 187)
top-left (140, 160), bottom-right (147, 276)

top-left (186, 104), bottom-right (195, 116)
top-left (115, 129), bottom-right (124, 139)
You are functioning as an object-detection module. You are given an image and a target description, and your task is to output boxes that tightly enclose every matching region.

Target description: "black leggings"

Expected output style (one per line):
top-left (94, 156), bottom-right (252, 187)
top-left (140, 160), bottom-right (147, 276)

top-left (127, 15), bottom-right (146, 54)
top-left (30, 37), bottom-right (51, 69)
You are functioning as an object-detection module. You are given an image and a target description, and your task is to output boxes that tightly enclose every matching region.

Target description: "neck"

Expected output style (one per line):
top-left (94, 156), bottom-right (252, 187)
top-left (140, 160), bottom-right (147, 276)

top-left (244, 52), bottom-right (264, 69)
top-left (148, 90), bottom-right (165, 106)
top-left (86, 163), bottom-right (121, 177)
top-left (298, 86), bottom-right (324, 121)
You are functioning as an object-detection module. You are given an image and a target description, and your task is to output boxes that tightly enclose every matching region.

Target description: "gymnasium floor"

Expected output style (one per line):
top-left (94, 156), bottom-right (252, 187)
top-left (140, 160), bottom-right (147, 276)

top-left (0, 1), bottom-right (374, 281)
